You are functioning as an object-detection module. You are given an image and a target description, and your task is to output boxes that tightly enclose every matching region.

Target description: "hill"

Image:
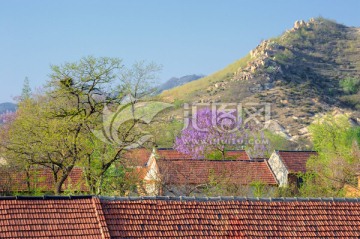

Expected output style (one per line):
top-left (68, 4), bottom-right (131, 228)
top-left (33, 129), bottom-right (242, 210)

top-left (161, 18), bottom-right (360, 143)
top-left (0, 102), bottom-right (17, 115)
top-left (157, 74), bottom-right (204, 93)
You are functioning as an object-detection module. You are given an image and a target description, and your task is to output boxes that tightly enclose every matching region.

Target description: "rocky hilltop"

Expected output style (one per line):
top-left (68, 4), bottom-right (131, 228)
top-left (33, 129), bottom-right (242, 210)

top-left (161, 18), bottom-right (360, 143)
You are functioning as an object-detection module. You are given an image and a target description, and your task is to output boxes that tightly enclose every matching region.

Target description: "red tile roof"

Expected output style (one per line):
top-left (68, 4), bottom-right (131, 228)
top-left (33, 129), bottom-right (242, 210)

top-left (158, 159), bottom-right (277, 185)
top-left (157, 148), bottom-right (250, 160)
top-left (123, 148), bottom-right (152, 167)
top-left (156, 148), bottom-right (193, 159)
top-left (277, 150), bottom-right (318, 173)
top-left (0, 196), bottom-right (107, 238)
top-left (0, 166), bottom-right (87, 193)
top-left (222, 150), bottom-right (250, 160)
top-left (101, 197), bottom-right (360, 238)
top-left (1, 196), bottom-right (360, 238)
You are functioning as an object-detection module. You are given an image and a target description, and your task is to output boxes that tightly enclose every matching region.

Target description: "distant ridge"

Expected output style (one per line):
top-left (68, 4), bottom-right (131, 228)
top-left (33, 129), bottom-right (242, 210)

top-left (157, 74), bottom-right (204, 93)
top-left (0, 102), bottom-right (17, 114)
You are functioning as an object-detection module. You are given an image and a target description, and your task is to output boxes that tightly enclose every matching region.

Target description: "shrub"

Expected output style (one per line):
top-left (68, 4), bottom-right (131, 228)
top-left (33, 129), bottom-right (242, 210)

top-left (340, 77), bottom-right (360, 94)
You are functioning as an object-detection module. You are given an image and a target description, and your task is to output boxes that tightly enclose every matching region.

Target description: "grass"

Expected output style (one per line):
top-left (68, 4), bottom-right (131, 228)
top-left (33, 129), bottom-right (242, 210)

top-left (161, 54), bottom-right (251, 102)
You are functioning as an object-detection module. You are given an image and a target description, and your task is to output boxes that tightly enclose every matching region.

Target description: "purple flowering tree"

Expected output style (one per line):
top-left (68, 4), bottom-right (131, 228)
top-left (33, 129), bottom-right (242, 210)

top-left (174, 107), bottom-right (268, 159)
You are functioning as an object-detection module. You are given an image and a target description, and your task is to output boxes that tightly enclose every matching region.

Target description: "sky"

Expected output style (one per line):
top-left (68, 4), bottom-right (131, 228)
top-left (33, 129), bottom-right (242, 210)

top-left (1, 0), bottom-right (360, 103)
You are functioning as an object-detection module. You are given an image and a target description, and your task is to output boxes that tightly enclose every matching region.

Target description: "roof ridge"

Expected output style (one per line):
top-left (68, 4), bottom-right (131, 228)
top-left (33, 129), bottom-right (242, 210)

top-left (157, 148), bottom-right (247, 152)
top-left (0, 195), bottom-right (360, 202)
top-left (0, 195), bottom-right (93, 200)
top-left (92, 197), bottom-right (111, 239)
top-left (158, 158), bottom-right (258, 162)
top-left (98, 196), bottom-right (360, 202)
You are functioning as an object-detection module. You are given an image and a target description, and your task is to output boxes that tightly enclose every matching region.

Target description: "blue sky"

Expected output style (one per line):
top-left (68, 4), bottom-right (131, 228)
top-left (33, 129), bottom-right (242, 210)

top-left (1, 0), bottom-right (360, 102)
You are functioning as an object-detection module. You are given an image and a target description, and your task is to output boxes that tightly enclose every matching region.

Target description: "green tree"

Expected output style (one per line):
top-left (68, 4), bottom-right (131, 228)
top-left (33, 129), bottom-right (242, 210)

top-left (3, 96), bottom-right (86, 195)
top-left (21, 77), bottom-right (32, 100)
top-left (3, 56), bottom-right (165, 195)
top-left (300, 114), bottom-right (360, 197)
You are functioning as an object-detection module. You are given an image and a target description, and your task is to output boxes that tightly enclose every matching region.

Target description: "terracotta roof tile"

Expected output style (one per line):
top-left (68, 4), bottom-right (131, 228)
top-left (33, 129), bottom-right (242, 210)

top-left (100, 197), bottom-right (360, 238)
top-left (0, 196), bottom-right (104, 238)
top-left (156, 148), bottom-right (193, 159)
top-left (224, 150), bottom-right (250, 160)
top-left (158, 159), bottom-right (277, 185)
top-left (123, 148), bottom-right (152, 167)
top-left (277, 150), bottom-right (318, 173)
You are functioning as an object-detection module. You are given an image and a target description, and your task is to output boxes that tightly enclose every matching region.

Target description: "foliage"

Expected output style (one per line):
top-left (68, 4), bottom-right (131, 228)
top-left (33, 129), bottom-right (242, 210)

top-left (100, 165), bottom-right (138, 196)
top-left (263, 130), bottom-right (294, 151)
top-left (340, 77), bottom-right (360, 94)
top-left (1, 56), bottom-right (163, 195)
top-left (340, 92), bottom-right (360, 109)
top-left (250, 181), bottom-right (268, 197)
top-left (150, 119), bottom-right (183, 148)
top-left (20, 77), bottom-right (32, 101)
top-left (298, 172), bottom-right (345, 197)
top-left (203, 171), bottom-right (274, 197)
top-left (173, 99), bottom-right (184, 109)
top-left (274, 49), bottom-right (294, 63)
top-left (301, 114), bottom-right (360, 197)
top-left (265, 66), bottom-right (277, 74)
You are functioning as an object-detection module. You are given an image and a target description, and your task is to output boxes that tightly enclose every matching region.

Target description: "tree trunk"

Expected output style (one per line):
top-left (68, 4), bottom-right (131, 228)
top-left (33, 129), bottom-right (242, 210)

top-left (54, 170), bottom-right (70, 195)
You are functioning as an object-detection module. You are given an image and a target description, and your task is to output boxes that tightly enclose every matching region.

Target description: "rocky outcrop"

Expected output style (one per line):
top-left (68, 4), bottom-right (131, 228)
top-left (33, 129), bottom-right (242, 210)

top-left (230, 39), bottom-right (286, 93)
top-left (294, 20), bottom-right (306, 30)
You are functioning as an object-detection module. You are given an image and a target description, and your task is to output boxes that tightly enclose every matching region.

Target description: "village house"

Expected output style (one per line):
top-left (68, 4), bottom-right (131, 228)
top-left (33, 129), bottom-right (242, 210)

top-left (131, 148), bottom-right (277, 196)
top-left (133, 148), bottom-right (319, 196)
top-left (267, 150), bottom-right (318, 187)
top-left (1, 195), bottom-right (360, 238)
top-left (0, 148), bottom-right (319, 196)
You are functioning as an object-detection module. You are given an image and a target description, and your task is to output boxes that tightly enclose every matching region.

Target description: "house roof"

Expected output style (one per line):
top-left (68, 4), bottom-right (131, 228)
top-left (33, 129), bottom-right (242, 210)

top-left (123, 148), bottom-right (152, 167)
top-left (222, 150), bottom-right (250, 160)
top-left (1, 196), bottom-right (360, 238)
top-left (156, 148), bottom-right (193, 159)
top-left (158, 159), bottom-right (278, 185)
top-left (0, 196), bottom-right (106, 238)
top-left (0, 166), bottom-right (86, 193)
top-left (156, 148), bottom-right (251, 160)
top-left (277, 150), bottom-right (318, 173)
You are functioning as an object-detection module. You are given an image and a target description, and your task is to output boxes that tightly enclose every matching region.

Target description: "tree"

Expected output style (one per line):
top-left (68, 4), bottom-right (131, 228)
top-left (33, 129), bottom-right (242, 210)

top-left (300, 114), bottom-right (360, 197)
top-left (3, 95), bottom-right (85, 194)
top-left (174, 107), bottom-right (268, 159)
top-left (21, 77), bottom-right (32, 101)
top-left (3, 56), bottom-right (168, 195)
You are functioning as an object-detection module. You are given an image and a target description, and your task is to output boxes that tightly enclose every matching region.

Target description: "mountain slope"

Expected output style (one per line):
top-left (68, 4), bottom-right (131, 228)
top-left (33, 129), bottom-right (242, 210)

top-left (157, 74), bottom-right (204, 93)
top-left (161, 18), bottom-right (360, 141)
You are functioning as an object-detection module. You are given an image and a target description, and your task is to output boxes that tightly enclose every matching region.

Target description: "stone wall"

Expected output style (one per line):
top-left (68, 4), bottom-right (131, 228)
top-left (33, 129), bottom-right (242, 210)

top-left (268, 151), bottom-right (288, 187)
